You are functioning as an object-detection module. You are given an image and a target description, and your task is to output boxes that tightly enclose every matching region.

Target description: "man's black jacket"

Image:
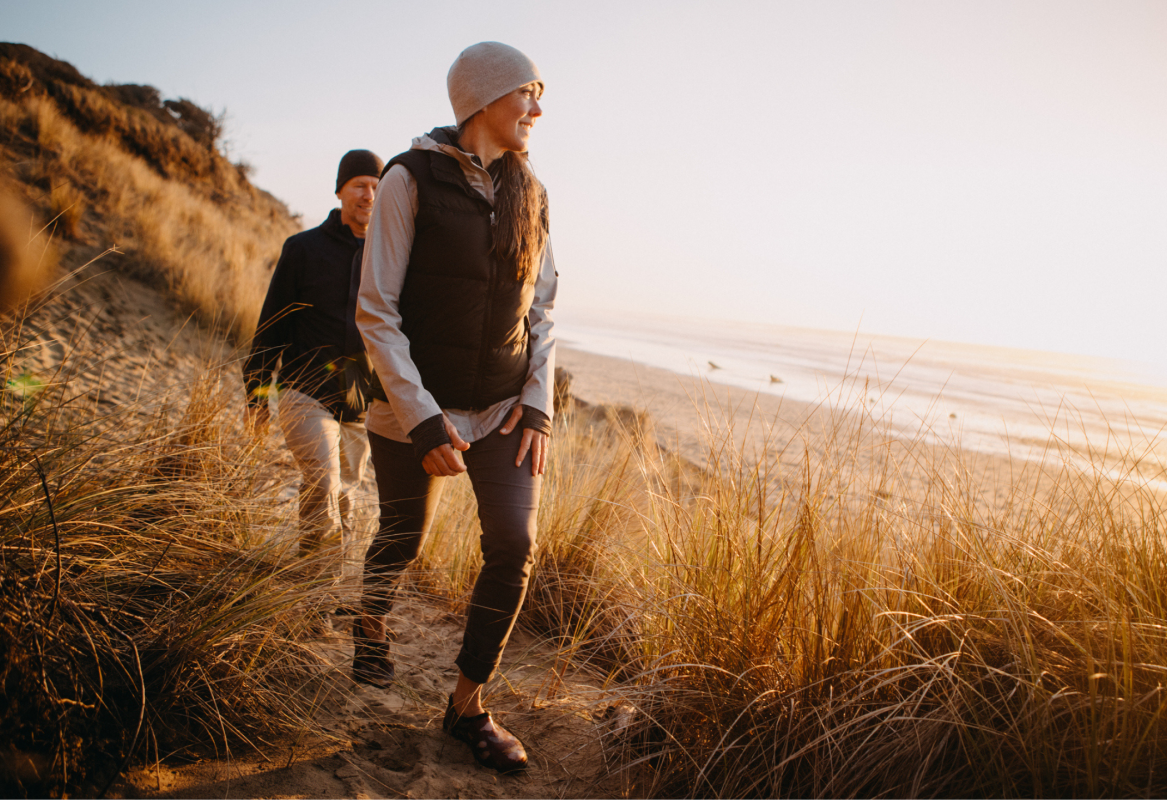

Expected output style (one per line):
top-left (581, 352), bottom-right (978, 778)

top-left (243, 208), bottom-right (369, 421)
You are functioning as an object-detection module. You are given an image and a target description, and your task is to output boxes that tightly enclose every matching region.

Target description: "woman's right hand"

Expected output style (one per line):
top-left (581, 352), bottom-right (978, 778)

top-left (422, 416), bottom-right (470, 476)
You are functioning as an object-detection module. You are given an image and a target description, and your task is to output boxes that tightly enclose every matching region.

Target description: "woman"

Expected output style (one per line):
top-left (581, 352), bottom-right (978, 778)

top-left (353, 42), bottom-right (556, 774)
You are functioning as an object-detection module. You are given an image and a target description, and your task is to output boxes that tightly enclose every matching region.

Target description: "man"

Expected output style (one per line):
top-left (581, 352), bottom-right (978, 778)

top-left (244, 149), bottom-right (383, 611)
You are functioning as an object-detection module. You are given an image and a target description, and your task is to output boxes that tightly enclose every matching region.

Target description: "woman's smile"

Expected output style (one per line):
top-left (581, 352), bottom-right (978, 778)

top-left (482, 82), bottom-right (542, 153)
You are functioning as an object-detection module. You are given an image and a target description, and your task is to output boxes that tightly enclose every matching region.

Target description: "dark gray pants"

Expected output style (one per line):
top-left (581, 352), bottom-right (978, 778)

top-left (363, 426), bottom-right (540, 684)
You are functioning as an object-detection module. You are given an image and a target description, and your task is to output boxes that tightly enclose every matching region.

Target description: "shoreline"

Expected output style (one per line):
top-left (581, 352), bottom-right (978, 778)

top-left (557, 343), bottom-right (1167, 509)
top-left (555, 312), bottom-right (1167, 489)
top-left (559, 343), bottom-right (828, 469)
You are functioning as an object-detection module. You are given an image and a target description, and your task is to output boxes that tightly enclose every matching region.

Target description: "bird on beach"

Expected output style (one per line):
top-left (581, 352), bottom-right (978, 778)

top-left (770, 375), bottom-right (783, 384)
top-left (708, 361), bottom-right (721, 370)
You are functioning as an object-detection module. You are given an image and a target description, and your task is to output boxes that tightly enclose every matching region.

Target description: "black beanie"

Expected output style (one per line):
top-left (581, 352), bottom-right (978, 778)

top-left (336, 149), bottom-right (384, 193)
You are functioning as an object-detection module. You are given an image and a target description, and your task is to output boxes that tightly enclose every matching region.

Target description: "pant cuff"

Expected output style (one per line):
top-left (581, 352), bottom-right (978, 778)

top-left (455, 648), bottom-right (496, 686)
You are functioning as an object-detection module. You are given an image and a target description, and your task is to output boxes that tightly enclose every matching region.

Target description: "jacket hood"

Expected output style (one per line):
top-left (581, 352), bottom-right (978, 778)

top-left (410, 126), bottom-right (464, 159)
top-left (407, 126), bottom-right (497, 205)
top-left (422, 126), bottom-right (459, 147)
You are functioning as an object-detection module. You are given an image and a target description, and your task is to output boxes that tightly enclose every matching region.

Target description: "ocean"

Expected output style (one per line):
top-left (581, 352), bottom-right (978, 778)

top-left (556, 309), bottom-right (1167, 493)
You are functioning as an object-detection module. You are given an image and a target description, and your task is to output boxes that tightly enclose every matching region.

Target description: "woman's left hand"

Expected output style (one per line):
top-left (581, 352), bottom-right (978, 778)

top-left (499, 406), bottom-right (548, 476)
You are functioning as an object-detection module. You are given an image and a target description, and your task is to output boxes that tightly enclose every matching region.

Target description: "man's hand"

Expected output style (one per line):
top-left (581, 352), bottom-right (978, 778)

top-left (422, 415), bottom-right (470, 476)
top-left (245, 404), bottom-right (270, 436)
top-left (499, 405), bottom-right (548, 476)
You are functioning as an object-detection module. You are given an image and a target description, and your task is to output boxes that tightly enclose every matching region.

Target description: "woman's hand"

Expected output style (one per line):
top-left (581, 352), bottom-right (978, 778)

top-left (499, 405), bottom-right (548, 476)
top-left (422, 416), bottom-right (470, 476)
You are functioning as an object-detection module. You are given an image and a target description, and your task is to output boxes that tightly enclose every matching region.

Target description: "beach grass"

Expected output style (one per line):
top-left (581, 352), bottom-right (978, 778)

top-left (416, 387), bottom-right (1167, 797)
top-left (0, 291), bottom-right (343, 797)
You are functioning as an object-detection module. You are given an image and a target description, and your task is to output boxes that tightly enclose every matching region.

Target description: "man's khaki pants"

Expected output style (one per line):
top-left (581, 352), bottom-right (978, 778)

top-left (277, 388), bottom-right (371, 603)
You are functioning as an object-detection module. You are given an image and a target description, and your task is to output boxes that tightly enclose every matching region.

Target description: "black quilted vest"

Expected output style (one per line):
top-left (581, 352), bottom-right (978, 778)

top-left (386, 143), bottom-right (535, 410)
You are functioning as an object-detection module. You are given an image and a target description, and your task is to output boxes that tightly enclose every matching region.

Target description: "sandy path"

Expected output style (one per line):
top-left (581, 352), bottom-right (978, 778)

top-left (114, 599), bottom-right (624, 799)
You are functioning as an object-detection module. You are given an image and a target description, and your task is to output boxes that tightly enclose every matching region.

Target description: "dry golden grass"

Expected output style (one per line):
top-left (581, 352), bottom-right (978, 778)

top-left (0, 187), bottom-right (56, 311)
top-left (411, 394), bottom-right (1167, 798)
top-left (0, 290), bottom-right (343, 798)
top-left (6, 262), bottom-right (1166, 797)
top-left (0, 45), bottom-right (330, 798)
top-left (0, 92), bottom-right (294, 344)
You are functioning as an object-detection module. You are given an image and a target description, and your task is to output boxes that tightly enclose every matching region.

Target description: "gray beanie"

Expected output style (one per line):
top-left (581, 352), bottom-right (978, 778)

top-left (336, 149), bottom-right (384, 193)
top-left (447, 42), bottom-right (543, 126)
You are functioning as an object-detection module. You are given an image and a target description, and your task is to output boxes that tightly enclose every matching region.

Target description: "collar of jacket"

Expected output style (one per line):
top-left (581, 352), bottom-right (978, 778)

top-left (422, 125), bottom-right (530, 168)
top-left (415, 126), bottom-right (494, 207)
top-left (322, 207), bottom-right (361, 246)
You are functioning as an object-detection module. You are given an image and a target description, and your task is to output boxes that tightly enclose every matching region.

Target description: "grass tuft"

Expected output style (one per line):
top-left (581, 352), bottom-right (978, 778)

top-left (1, 287), bottom-right (336, 798)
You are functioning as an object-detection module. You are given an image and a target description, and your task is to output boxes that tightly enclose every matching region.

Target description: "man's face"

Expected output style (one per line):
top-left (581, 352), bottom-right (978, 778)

top-left (337, 175), bottom-right (378, 228)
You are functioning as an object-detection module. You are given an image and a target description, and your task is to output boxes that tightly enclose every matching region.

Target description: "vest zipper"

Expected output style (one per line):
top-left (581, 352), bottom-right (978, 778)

top-left (469, 207), bottom-right (497, 409)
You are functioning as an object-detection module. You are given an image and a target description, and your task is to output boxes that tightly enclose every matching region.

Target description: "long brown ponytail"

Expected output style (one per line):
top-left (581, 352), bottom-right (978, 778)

top-left (492, 150), bottom-right (548, 286)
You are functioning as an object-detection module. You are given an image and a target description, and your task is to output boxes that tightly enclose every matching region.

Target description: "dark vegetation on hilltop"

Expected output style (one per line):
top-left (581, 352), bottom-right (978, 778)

top-left (1, 42), bottom-right (241, 187)
top-left (0, 42), bottom-right (298, 342)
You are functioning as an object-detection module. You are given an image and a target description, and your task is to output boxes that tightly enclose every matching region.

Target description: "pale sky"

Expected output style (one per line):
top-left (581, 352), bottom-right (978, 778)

top-left (6, 0), bottom-right (1166, 372)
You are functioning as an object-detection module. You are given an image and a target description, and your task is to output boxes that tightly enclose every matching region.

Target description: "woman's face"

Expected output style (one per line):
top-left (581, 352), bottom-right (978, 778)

top-left (480, 82), bottom-right (543, 153)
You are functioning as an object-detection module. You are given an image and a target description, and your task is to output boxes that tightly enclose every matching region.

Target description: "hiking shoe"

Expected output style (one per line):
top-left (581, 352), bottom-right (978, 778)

top-left (351, 636), bottom-right (395, 688)
top-left (442, 695), bottom-right (528, 773)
